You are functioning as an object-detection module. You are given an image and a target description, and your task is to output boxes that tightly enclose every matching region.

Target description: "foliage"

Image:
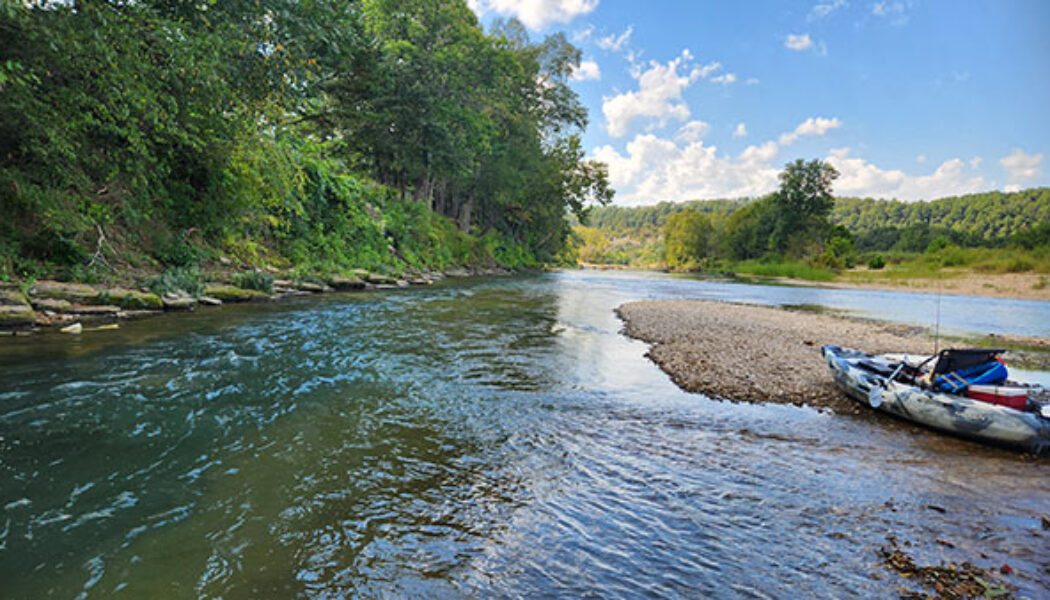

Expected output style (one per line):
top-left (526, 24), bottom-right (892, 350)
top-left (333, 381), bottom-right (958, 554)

top-left (663, 210), bottom-right (715, 270)
top-left (147, 267), bottom-right (205, 298)
top-left (232, 271), bottom-right (275, 294)
top-left (0, 1), bottom-right (610, 282)
top-left (867, 254), bottom-right (886, 270)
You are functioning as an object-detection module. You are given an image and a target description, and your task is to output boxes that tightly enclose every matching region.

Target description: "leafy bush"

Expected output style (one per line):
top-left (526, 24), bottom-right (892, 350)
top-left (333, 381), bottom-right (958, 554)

top-left (231, 271), bottom-right (274, 294)
top-left (147, 267), bottom-right (204, 297)
top-left (867, 254), bottom-right (886, 269)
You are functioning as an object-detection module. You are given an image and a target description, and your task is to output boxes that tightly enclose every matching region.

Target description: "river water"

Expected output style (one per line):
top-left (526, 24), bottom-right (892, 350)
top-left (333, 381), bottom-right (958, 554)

top-left (1, 270), bottom-right (1048, 599)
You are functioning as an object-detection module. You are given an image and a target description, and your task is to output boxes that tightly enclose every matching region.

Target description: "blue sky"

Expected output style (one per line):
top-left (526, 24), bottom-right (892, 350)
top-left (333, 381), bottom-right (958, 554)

top-left (471, 0), bottom-right (1050, 205)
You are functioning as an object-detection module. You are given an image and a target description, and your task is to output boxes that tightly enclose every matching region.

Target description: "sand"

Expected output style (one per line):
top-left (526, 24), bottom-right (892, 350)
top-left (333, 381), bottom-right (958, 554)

top-left (616, 299), bottom-right (944, 414)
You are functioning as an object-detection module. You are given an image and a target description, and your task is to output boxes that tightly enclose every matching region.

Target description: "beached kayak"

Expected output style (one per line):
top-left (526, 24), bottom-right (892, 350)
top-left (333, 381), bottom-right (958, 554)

top-left (822, 345), bottom-right (1050, 455)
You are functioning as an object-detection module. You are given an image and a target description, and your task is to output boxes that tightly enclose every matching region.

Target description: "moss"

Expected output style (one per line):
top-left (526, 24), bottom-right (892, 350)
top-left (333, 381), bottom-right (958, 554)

top-left (204, 284), bottom-right (271, 302)
top-left (0, 305), bottom-right (36, 327)
top-left (32, 281), bottom-right (99, 303)
top-left (104, 288), bottom-right (163, 310)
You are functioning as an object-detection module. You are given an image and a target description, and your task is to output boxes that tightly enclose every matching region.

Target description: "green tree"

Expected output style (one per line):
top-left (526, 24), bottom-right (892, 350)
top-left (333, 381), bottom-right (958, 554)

top-left (770, 158), bottom-right (839, 254)
top-left (664, 210), bottom-right (715, 270)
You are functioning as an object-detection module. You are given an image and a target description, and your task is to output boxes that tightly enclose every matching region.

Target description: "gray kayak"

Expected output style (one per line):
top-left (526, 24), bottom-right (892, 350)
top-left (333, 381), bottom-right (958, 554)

top-left (822, 345), bottom-right (1050, 455)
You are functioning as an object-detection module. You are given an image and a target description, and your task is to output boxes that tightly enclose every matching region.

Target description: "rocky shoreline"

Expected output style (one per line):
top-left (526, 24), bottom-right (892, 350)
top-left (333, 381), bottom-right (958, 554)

top-left (617, 299), bottom-right (955, 414)
top-left (0, 265), bottom-right (515, 335)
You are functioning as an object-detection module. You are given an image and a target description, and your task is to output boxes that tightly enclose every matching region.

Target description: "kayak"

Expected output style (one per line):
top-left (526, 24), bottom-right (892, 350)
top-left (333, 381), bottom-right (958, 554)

top-left (822, 345), bottom-right (1050, 455)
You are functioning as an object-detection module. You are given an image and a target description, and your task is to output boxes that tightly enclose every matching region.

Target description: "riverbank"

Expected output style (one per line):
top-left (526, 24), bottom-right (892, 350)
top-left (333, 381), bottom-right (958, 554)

top-left (616, 299), bottom-right (1049, 413)
top-left (0, 265), bottom-right (519, 335)
top-left (772, 271), bottom-right (1050, 302)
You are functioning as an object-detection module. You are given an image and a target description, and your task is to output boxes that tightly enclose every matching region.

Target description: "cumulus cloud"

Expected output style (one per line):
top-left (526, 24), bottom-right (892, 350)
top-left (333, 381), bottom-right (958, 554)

top-left (570, 59), bottom-right (601, 81)
top-left (1000, 148), bottom-right (1043, 181)
top-left (827, 149), bottom-right (985, 201)
top-left (778, 117), bottom-right (842, 145)
top-left (733, 123), bottom-right (747, 138)
top-left (597, 26), bottom-right (633, 52)
top-left (691, 61), bottom-right (723, 79)
top-left (785, 33), bottom-right (814, 51)
top-left (473, 0), bottom-right (599, 30)
top-left (710, 73), bottom-right (738, 85)
top-left (602, 50), bottom-right (700, 137)
top-left (592, 129), bottom-right (987, 206)
top-left (592, 135), bottom-right (782, 205)
top-left (674, 120), bottom-right (711, 143)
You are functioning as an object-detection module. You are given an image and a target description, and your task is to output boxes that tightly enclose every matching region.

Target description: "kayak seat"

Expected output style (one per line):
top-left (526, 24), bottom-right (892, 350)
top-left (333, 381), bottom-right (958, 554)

top-left (934, 360), bottom-right (1008, 393)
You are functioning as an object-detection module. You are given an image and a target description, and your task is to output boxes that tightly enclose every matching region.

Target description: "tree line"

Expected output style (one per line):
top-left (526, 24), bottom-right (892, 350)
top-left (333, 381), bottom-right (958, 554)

top-left (0, 0), bottom-right (611, 280)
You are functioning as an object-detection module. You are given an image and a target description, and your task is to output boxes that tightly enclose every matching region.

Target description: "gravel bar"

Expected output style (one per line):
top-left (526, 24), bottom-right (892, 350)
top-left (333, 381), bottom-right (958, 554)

top-left (617, 299), bottom-right (938, 413)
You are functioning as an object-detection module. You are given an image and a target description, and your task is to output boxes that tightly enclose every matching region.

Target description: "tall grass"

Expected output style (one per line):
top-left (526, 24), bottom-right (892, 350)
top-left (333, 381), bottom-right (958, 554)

top-left (731, 260), bottom-right (836, 281)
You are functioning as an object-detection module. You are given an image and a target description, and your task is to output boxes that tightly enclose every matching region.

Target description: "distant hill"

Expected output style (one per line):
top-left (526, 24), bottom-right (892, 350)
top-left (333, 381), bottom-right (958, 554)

top-left (584, 188), bottom-right (1050, 242)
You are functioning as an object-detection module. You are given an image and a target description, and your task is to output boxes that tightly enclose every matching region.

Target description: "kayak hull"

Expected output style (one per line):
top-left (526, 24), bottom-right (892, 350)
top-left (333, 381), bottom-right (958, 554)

top-left (822, 345), bottom-right (1050, 455)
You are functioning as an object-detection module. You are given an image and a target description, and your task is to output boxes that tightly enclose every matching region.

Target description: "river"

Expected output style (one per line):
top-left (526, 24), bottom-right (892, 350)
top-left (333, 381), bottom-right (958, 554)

top-left (1, 270), bottom-right (1048, 598)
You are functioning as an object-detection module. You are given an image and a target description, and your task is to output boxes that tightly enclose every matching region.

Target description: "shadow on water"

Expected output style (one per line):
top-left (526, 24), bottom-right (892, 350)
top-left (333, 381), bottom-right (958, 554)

top-left (1, 271), bottom-right (1048, 599)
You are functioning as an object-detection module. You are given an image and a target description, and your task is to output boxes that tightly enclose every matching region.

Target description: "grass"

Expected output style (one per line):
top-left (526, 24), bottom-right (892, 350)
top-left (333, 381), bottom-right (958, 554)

top-left (730, 259), bottom-right (836, 282)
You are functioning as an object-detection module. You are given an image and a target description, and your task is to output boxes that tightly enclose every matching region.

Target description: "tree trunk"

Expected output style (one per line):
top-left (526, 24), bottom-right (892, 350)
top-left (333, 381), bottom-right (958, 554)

top-left (457, 192), bottom-right (473, 232)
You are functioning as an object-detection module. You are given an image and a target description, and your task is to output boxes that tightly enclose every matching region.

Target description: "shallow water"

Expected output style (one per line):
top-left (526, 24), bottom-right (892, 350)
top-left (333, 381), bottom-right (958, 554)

top-left (1, 270), bottom-right (1048, 599)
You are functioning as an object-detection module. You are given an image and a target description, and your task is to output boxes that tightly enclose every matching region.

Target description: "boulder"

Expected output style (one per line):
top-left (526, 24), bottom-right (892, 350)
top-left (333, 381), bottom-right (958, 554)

top-left (352, 268), bottom-right (371, 279)
top-left (365, 273), bottom-right (398, 285)
top-left (203, 284), bottom-right (270, 302)
top-left (295, 281), bottom-right (326, 293)
top-left (60, 322), bottom-right (83, 334)
top-left (0, 284), bottom-right (30, 307)
top-left (198, 296), bottom-right (223, 306)
top-left (328, 275), bottom-right (366, 291)
top-left (102, 288), bottom-right (163, 310)
top-left (395, 279), bottom-right (409, 288)
top-left (32, 280), bottom-right (99, 304)
top-left (162, 297), bottom-right (197, 311)
top-left (0, 304), bottom-right (35, 328)
top-left (32, 298), bottom-right (72, 312)
top-left (118, 310), bottom-right (163, 320)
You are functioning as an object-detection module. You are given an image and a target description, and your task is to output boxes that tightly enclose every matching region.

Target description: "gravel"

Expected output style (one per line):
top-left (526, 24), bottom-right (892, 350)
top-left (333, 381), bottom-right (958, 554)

top-left (616, 299), bottom-right (938, 413)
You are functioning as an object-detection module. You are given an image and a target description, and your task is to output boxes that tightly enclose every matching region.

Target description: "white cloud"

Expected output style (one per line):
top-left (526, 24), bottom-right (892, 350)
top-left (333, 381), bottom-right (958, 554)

top-left (1004, 184), bottom-right (1022, 193)
top-left (602, 50), bottom-right (699, 138)
top-left (916, 154), bottom-right (926, 164)
top-left (597, 26), bottom-right (633, 52)
top-left (970, 157), bottom-right (983, 169)
top-left (572, 25), bottom-right (595, 43)
top-left (1000, 148), bottom-right (1043, 180)
top-left (827, 149), bottom-right (985, 201)
top-left (710, 72), bottom-right (738, 85)
top-left (809, 0), bottom-right (847, 20)
top-left (691, 61), bottom-right (722, 79)
top-left (474, 0), bottom-right (599, 30)
top-left (778, 116), bottom-right (842, 145)
top-left (872, 1), bottom-right (909, 25)
top-left (745, 77), bottom-right (760, 85)
top-left (592, 135), bottom-right (782, 205)
top-left (570, 59), bottom-right (601, 81)
top-left (733, 123), bottom-right (747, 138)
top-left (785, 33), bottom-right (814, 51)
top-left (675, 120), bottom-right (711, 143)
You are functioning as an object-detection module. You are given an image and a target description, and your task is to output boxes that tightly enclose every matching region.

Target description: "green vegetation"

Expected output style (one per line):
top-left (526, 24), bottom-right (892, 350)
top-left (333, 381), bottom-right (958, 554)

top-left (575, 177), bottom-right (1050, 284)
top-left (231, 271), bottom-right (275, 295)
top-left (0, 1), bottom-right (611, 284)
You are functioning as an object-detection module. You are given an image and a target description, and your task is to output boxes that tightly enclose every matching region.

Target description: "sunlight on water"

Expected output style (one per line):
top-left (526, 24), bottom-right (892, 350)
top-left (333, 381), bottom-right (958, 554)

top-left (1, 271), bottom-right (1048, 599)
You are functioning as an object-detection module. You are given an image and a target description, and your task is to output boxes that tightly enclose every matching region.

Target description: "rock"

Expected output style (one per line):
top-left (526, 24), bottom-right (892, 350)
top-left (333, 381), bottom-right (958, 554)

top-left (219, 256), bottom-right (233, 266)
top-left (296, 281), bottom-right (325, 293)
top-left (273, 279), bottom-right (293, 287)
top-left (445, 268), bottom-right (470, 278)
top-left (328, 275), bottom-right (366, 291)
top-left (352, 269), bottom-right (371, 279)
top-left (162, 297), bottom-right (197, 311)
top-left (32, 280), bottom-right (99, 304)
top-left (117, 310), bottom-right (162, 320)
top-left (0, 284), bottom-right (30, 307)
top-left (395, 279), bottom-right (409, 288)
top-left (66, 304), bottom-right (121, 315)
top-left (198, 296), bottom-right (223, 306)
top-left (365, 273), bottom-right (398, 285)
top-left (60, 322), bottom-right (83, 334)
top-left (102, 288), bottom-right (163, 310)
top-left (264, 265), bottom-right (280, 274)
top-left (203, 284), bottom-right (270, 302)
top-left (0, 304), bottom-right (35, 328)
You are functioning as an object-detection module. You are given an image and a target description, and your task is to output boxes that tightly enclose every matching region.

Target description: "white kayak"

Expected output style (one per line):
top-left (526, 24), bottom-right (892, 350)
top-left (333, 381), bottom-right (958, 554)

top-left (822, 345), bottom-right (1050, 455)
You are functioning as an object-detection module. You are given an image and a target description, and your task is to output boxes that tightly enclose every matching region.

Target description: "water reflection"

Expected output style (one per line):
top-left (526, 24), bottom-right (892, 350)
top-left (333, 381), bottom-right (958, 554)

top-left (0, 271), bottom-right (1047, 599)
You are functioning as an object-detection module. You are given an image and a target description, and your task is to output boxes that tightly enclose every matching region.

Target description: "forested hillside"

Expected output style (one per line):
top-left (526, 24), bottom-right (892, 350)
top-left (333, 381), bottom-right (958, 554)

top-left (0, 1), bottom-right (610, 282)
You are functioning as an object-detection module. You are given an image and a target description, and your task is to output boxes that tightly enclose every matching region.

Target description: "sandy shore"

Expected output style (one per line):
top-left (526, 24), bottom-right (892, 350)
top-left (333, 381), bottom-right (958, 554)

top-left (776, 271), bottom-right (1050, 302)
top-left (617, 300), bottom-right (949, 413)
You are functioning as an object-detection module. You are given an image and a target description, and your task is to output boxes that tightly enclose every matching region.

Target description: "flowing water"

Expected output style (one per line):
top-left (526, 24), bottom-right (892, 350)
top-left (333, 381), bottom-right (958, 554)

top-left (1, 270), bottom-right (1048, 599)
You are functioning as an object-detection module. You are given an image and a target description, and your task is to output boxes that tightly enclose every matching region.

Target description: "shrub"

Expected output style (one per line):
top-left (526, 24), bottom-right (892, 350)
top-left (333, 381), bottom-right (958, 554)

top-left (231, 271), bottom-right (274, 294)
top-left (867, 254), bottom-right (886, 270)
top-left (148, 267), bottom-right (204, 297)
